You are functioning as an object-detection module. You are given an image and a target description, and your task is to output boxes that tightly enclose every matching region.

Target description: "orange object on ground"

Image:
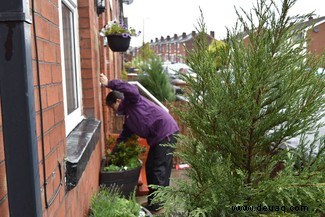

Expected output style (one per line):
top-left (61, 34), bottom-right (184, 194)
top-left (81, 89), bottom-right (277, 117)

top-left (136, 137), bottom-right (150, 196)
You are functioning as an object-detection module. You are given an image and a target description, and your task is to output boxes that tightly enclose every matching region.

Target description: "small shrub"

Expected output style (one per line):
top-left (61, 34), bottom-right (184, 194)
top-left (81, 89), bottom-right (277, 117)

top-left (90, 185), bottom-right (141, 217)
top-left (104, 134), bottom-right (146, 171)
top-left (139, 57), bottom-right (176, 102)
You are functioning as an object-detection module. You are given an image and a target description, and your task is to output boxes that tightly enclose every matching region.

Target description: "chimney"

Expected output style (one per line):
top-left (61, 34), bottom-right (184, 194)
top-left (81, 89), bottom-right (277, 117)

top-left (192, 31), bottom-right (196, 37)
top-left (210, 31), bottom-right (215, 38)
top-left (167, 35), bottom-right (170, 41)
top-left (161, 36), bottom-right (164, 41)
top-left (150, 39), bottom-right (153, 43)
top-left (174, 34), bottom-right (178, 39)
top-left (155, 37), bottom-right (158, 42)
top-left (182, 32), bottom-right (186, 38)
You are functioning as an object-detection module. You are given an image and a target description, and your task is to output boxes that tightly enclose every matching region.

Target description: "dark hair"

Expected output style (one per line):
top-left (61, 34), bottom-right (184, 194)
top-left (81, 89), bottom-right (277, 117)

top-left (106, 91), bottom-right (124, 106)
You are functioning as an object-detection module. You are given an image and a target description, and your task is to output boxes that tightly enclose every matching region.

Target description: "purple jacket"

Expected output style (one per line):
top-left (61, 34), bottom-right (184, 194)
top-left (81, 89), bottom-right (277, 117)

top-left (108, 80), bottom-right (179, 146)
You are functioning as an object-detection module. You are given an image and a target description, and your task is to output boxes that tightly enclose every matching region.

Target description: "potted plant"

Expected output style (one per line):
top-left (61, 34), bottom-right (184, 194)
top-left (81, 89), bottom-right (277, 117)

top-left (100, 20), bottom-right (140, 52)
top-left (99, 134), bottom-right (146, 197)
top-left (90, 185), bottom-right (152, 217)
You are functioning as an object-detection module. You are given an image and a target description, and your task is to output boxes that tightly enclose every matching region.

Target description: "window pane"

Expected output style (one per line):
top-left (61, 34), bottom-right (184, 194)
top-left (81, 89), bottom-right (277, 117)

top-left (62, 3), bottom-right (78, 114)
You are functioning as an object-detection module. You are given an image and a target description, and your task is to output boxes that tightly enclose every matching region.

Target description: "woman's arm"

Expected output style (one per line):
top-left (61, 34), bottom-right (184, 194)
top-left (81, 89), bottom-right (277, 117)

top-left (100, 74), bottom-right (140, 103)
top-left (108, 79), bottom-right (140, 104)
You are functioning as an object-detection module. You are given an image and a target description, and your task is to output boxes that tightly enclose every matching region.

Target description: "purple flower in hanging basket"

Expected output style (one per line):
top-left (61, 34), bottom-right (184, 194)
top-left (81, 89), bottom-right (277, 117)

top-left (100, 19), bottom-right (141, 38)
top-left (121, 33), bottom-right (130, 38)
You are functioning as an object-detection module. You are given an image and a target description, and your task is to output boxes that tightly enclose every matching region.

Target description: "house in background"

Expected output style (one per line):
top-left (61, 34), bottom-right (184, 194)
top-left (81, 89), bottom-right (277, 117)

top-left (129, 16), bottom-right (325, 66)
top-left (129, 31), bottom-right (216, 63)
top-left (0, 0), bottom-right (136, 216)
top-left (303, 16), bottom-right (325, 56)
top-left (242, 16), bottom-right (325, 63)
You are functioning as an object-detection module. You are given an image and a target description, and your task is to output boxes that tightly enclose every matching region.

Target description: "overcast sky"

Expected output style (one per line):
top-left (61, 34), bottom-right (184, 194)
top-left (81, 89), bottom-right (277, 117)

top-left (123, 0), bottom-right (325, 47)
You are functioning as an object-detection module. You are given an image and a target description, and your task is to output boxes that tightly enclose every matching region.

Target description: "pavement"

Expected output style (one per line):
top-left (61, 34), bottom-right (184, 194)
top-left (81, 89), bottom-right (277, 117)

top-left (136, 168), bottom-right (187, 216)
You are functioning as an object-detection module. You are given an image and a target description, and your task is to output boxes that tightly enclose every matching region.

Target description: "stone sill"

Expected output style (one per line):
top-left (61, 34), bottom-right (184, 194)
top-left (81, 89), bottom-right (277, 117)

top-left (65, 118), bottom-right (101, 191)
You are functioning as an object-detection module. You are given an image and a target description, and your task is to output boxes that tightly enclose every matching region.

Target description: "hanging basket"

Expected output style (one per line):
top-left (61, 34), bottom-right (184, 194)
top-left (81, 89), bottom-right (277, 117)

top-left (106, 34), bottom-right (131, 52)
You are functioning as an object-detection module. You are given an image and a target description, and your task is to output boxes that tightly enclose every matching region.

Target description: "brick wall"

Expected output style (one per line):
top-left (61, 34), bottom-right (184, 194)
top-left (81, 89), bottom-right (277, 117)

top-left (0, 104), bottom-right (8, 216)
top-left (308, 21), bottom-right (325, 57)
top-left (0, 0), bottom-right (123, 216)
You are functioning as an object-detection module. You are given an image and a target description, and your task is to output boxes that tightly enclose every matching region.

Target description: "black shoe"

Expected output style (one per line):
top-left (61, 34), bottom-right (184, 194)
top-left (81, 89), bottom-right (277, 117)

top-left (144, 204), bottom-right (163, 212)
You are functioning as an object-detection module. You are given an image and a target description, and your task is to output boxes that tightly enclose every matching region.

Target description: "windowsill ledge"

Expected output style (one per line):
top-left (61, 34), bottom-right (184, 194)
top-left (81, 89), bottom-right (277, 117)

top-left (65, 118), bottom-right (101, 191)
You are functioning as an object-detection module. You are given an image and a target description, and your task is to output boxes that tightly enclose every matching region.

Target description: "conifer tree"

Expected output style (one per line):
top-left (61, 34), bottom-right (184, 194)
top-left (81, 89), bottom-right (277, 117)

top-left (138, 56), bottom-right (176, 102)
top-left (154, 0), bottom-right (325, 216)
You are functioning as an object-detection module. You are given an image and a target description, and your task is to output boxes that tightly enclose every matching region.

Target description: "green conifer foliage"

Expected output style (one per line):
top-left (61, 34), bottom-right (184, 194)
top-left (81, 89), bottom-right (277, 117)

top-left (154, 0), bottom-right (325, 216)
top-left (139, 57), bottom-right (176, 102)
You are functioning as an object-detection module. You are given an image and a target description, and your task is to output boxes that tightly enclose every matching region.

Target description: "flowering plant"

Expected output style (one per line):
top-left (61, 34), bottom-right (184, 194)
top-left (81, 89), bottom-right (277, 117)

top-left (104, 134), bottom-right (146, 171)
top-left (100, 20), bottom-right (141, 38)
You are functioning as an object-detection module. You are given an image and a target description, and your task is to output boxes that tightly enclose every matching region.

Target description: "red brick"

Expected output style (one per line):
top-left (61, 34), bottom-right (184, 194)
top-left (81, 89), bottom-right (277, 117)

top-left (43, 108), bottom-right (55, 132)
top-left (33, 0), bottom-right (42, 13)
top-left (81, 69), bottom-right (94, 79)
top-left (38, 163), bottom-right (44, 185)
top-left (41, 86), bottom-right (48, 109)
top-left (55, 45), bottom-right (61, 64)
top-left (49, 25), bottom-right (60, 44)
top-left (52, 6), bottom-right (59, 26)
top-left (44, 133), bottom-right (51, 157)
top-left (79, 29), bottom-right (91, 39)
top-left (81, 58), bottom-right (93, 69)
top-left (50, 0), bottom-right (58, 8)
top-left (79, 18), bottom-right (90, 28)
top-left (53, 104), bottom-right (64, 124)
top-left (83, 88), bottom-right (95, 100)
top-left (40, 0), bottom-right (53, 23)
top-left (83, 98), bottom-right (95, 108)
top-left (81, 78), bottom-right (94, 88)
top-left (33, 61), bottom-right (42, 87)
top-left (47, 85), bottom-right (60, 107)
top-left (49, 126), bottom-right (61, 151)
top-left (79, 39), bottom-right (92, 49)
top-left (36, 39), bottom-right (45, 62)
top-left (0, 132), bottom-right (4, 160)
top-left (54, 199), bottom-right (65, 217)
top-left (51, 64), bottom-right (62, 83)
top-left (43, 42), bottom-right (57, 63)
top-left (35, 15), bottom-right (50, 40)
top-left (35, 113), bottom-right (42, 137)
top-left (40, 63), bottom-right (53, 85)
top-left (57, 142), bottom-right (66, 165)
top-left (45, 150), bottom-right (58, 181)
top-left (58, 84), bottom-right (64, 102)
top-left (78, 7), bottom-right (90, 19)
top-left (78, 0), bottom-right (90, 7)
top-left (34, 85), bottom-right (40, 112)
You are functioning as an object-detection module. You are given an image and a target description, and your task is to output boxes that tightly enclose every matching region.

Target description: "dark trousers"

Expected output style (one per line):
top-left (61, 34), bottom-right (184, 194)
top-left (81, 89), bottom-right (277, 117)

top-left (145, 133), bottom-right (177, 205)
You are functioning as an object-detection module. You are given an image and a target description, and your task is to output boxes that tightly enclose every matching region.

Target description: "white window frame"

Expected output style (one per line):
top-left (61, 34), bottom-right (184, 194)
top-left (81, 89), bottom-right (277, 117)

top-left (59, 0), bottom-right (84, 135)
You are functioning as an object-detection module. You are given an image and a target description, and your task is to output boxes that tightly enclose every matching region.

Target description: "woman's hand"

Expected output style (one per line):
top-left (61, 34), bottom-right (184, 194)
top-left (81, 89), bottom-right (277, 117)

top-left (100, 73), bottom-right (109, 86)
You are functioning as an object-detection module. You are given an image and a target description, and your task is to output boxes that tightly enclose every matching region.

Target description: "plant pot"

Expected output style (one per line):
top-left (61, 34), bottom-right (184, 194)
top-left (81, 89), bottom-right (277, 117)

top-left (89, 205), bottom-right (152, 217)
top-left (99, 159), bottom-right (142, 198)
top-left (106, 34), bottom-right (131, 52)
top-left (140, 206), bottom-right (153, 217)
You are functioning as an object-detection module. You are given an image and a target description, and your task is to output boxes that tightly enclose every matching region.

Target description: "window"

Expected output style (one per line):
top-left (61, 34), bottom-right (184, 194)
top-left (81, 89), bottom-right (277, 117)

top-left (59, 0), bottom-right (83, 135)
